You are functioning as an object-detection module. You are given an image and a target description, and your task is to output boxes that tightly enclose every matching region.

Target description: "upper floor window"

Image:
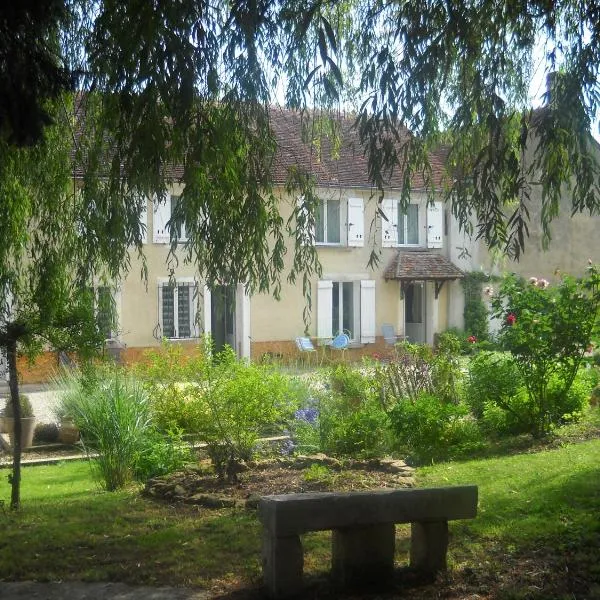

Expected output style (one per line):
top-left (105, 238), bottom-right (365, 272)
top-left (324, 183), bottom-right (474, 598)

top-left (381, 200), bottom-right (443, 249)
top-left (153, 195), bottom-right (186, 243)
top-left (301, 196), bottom-right (364, 247)
top-left (316, 198), bottom-right (341, 244)
top-left (398, 203), bottom-right (419, 246)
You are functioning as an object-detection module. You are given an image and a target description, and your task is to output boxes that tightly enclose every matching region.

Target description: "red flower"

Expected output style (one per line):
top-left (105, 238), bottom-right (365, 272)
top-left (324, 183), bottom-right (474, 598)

top-left (506, 313), bottom-right (516, 326)
top-left (467, 335), bottom-right (477, 343)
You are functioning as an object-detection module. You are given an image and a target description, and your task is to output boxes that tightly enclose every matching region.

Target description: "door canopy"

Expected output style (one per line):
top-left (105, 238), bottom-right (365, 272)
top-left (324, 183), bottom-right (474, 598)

top-left (383, 250), bottom-right (464, 299)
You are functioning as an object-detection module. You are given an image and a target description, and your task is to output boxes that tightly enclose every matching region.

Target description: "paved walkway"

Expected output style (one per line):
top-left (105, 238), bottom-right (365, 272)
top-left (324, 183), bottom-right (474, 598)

top-left (0, 582), bottom-right (214, 599)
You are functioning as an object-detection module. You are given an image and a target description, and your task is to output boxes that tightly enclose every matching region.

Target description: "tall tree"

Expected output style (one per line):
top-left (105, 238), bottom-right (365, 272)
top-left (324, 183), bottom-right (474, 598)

top-left (0, 96), bottom-right (125, 509)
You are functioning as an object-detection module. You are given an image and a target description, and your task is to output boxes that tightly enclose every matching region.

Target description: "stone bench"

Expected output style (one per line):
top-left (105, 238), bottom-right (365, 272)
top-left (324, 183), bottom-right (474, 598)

top-left (259, 486), bottom-right (478, 598)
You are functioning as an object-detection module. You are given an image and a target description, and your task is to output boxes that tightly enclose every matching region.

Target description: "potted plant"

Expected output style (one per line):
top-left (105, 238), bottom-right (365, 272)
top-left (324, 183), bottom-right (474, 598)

top-left (58, 414), bottom-right (80, 444)
top-left (2, 395), bottom-right (36, 449)
top-left (52, 404), bottom-right (80, 445)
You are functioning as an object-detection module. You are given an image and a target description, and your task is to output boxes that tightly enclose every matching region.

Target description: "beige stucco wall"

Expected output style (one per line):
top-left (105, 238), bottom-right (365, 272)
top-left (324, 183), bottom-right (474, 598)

top-left (250, 186), bottom-right (455, 343)
top-left (116, 183), bottom-right (460, 352)
top-left (476, 135), bottom-right (600, 282)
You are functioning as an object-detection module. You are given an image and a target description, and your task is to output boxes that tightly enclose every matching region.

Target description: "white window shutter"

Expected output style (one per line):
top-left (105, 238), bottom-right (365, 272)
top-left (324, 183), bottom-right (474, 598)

top-left (157, 282), bottom-right (164, 338)
top-left (317, 280), bottom-right (333, 338)
top-left (427, 201), bottom-right (443, 248)
top-left (236, 284), bottom-right (251, 358)
top-left (203, 285), bottom-right (211, 336)
top-left (153, 197), bottom-right (171, 243)
top-left (360, 280), bottom-right (376, 343)
top-left (139, 197), bottom-right (148, 244)
top-left (190, 284), bottom-right (199, 337)
top-left (297, 196), bottom-right (314, 246)
top-left (381, 199), bottom-right (398, 247)
top-left (347, 197), bottom-right (365, 247)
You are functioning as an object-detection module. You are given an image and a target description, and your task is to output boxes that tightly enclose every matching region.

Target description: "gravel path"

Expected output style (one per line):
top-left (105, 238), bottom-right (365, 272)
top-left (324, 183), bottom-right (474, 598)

top-left (0, 385), bottom-right (62, 424)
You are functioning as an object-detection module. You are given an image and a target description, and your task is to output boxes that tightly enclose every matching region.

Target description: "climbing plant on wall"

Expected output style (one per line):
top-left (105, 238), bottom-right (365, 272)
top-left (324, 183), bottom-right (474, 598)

top-left (461, 272), bottom-right (491, 341)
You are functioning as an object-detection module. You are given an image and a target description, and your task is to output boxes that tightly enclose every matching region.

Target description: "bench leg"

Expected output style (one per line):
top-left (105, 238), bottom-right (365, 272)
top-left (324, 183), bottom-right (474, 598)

top-left (332, 523), bottom-right (395, 587)
top-left (262, 532), bottom-right (304, 599)
top-left (410, 521), bottom-right (448, 575)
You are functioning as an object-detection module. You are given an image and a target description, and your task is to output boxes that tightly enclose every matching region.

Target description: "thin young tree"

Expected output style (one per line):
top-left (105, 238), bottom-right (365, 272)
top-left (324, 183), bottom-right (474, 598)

top-left (0, 96), bottom-right (135, 510)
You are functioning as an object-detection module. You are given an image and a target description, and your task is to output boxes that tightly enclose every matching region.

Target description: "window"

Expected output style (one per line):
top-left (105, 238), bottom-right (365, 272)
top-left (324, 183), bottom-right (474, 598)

top-left (382, 199), bottom-right (443, 248)
top-left (398, 203), bottom-right (419, 245)
top-left (153, 194), bottom-right (186, 243)
top-left (158, 280), bottom-right (198, 339)
top-left (317, 279), bottom-right (376, 343)
top-left (96, 286), bottom-right (116, 340)
top-left (315, 198), bottom-right (341, 244)
top-left (332, 281), bottom-right (357, 338)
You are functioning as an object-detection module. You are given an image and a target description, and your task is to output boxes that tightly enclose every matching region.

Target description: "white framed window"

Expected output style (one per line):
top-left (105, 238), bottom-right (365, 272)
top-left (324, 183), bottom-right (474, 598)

top-left (317, 279), bottom-right (376, 343)
top-left (315, 198), bottom-right (341, 244)
top-left (153, 194), bottom-right (187, 243)
top-left (88, 285), bottom-right (120, 341)
top-left (158, 278), bottom-right (198, 339)
top-left (382, 199), bottom-right (443, 248)
top-left (398, 203), bottom-right (420, 245)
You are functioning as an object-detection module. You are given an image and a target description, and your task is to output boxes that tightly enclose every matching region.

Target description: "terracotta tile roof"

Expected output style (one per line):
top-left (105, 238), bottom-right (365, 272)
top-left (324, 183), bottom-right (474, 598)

top-left (71, 99), bottom-right (450, 189)
top-left (384, 250), bottom-right (464, 281)
top-left (268, 107), bottom-right (450, 190)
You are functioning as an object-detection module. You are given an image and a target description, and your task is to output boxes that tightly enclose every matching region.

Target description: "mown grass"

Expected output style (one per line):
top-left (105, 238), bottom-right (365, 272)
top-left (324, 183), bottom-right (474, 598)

top-left (1, 437), bottom-right (599, 598)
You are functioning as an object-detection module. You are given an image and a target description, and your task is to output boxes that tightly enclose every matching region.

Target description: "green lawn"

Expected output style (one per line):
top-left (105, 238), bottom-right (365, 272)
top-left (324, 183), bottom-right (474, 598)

top-left (1, 439), bottom-right (599, 598)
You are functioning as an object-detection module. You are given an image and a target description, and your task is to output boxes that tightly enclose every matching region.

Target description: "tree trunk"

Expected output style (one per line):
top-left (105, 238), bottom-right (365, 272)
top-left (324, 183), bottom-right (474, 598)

top-left (7, 339), bottom-right (22, 510)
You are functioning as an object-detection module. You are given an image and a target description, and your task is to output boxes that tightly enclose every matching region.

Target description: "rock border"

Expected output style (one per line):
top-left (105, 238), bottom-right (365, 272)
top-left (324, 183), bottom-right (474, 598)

top-left (144, 454), bottom-right (415, 509)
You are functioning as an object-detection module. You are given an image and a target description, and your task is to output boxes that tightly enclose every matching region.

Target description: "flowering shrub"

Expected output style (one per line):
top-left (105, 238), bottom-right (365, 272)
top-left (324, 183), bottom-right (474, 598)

top-left (490, 265), bottom-right (600, 436)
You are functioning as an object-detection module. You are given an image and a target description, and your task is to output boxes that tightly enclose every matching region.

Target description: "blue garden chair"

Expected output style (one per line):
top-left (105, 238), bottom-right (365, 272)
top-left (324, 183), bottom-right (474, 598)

top-left (295, 336), bottom-right (317, 366)
top-left (330, 333), bottom-right (350, 362)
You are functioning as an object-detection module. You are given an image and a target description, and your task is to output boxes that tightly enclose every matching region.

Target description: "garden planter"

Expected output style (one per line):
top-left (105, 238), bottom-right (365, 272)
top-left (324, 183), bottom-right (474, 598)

top-left (58, 419), bottom-right (80, 444)
top-left (4, 417), bottom-right (36, 449)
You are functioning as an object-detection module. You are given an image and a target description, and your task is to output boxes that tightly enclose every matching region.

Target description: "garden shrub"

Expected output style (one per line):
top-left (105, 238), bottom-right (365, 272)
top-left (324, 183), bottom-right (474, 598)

top-left (375, 342), bottom-right (434, 407)
top-left (318, 392), bottom-right (390, 459)
top-left (545, 370), bottom-right (593, 424)
top-left (34, 422), bottom-right (59, 444)
top-left (134, 428), bottom-right (193, 481)
top-left (291, 365), bottom-right (390, 459)
top-left (387, 392), bottom-right (482, 464)
top-left (136, 342), bottom-right (204, 434)
top-left (432, 331), bottom-right (463, 403)
top-left (375, 339), bottom-right (463, 407)
top-left (491, 267), bottom-right (600, 437)
top-left (188, 345), bottom-right (297, 481)
top-left (465, 351), bottom-right (523, 419)
top-left (461, 271), bottom-right (491, 341)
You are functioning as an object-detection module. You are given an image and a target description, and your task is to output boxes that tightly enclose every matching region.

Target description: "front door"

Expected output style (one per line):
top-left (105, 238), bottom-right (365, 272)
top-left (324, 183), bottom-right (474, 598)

top-left (405, 282), bottom-right (426, 343)
top-left (211, 284), bottom-right (236, 353)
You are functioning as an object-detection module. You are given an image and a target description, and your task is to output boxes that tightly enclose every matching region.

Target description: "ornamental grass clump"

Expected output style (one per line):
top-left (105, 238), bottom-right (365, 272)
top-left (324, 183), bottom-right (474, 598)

top-left (57, 367), bottom-right (152, 490)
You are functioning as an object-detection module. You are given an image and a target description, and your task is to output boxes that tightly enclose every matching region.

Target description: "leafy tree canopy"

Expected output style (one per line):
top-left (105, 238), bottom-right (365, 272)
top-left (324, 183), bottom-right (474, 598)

top-left (3, 0), bottom-right (600, 284)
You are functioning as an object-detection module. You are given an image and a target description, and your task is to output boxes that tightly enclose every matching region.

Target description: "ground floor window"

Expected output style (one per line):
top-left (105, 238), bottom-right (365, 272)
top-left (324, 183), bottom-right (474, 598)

top-left (332, 281), bottom-right (358, 339)
top-left (158, 280), bottom-right (198, 339)
top-left (317, 279), bottom-right (376, 343)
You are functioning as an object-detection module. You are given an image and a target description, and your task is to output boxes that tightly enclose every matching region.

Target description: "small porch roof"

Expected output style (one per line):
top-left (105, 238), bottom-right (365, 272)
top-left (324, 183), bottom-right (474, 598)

top-left (383, 250), bottom-right (464, 282)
